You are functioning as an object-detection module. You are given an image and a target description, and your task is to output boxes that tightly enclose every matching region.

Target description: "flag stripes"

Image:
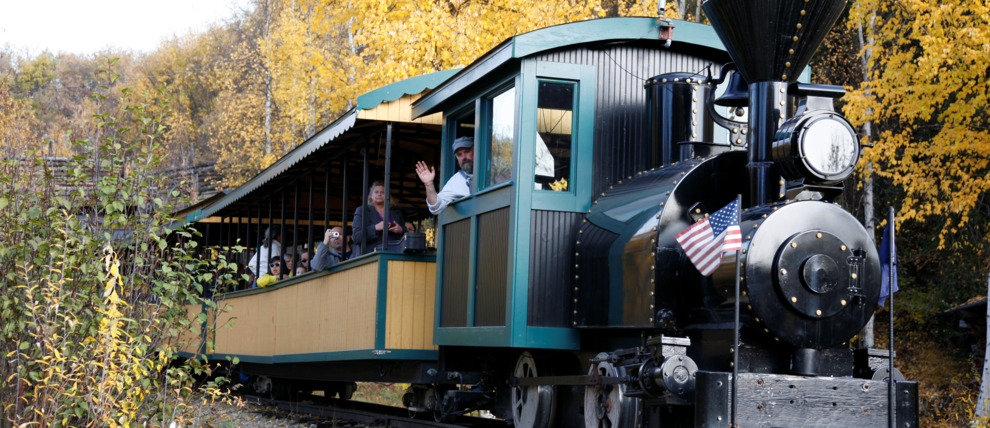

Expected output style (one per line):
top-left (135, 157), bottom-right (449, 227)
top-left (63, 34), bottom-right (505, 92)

top-left (676, 200), bottom-right (742, 276)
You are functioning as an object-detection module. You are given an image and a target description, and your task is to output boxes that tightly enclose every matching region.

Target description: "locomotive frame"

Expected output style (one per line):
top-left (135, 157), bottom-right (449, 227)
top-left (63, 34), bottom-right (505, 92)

top-left (177, 3), bottom-right (919, 427)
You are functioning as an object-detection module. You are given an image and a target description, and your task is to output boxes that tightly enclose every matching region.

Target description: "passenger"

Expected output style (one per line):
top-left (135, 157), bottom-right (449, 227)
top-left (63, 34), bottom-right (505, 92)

top-left (311, 226), bottom-right (350, 271)
top-left (283, 252), bottom-right (307, 277)
top-left (256, 256), bottom-right (283, 288)
top-left (415, 136), bottom-right (473, 215)
top-left (297, 250), bottom-right (311, 273)
top-left (246, 227), bottom-right (281, 277)
top-left (282, 253), bottom-right (294, 279)
top-left (352, 180), bottom-right (407, 256)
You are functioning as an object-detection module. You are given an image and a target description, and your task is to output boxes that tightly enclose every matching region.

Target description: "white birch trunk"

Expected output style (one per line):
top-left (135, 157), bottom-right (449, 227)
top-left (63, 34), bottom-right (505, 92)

top-left (345, 13), bottom-right (358, 111)
top-left (976, 268), bottom-right (990, 421)
top-left (263, 0), bottom-right (273, 155)
top-left (856, 10), bottom-right (877, 349)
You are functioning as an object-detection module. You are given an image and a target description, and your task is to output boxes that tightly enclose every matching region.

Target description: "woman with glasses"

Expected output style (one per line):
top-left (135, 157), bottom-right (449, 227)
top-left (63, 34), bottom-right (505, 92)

top-left (296, 251), bottom-right (311, 274)
top-left (352, 180), bottom-right (408, 256)
top-left (256, 256), bottom-right (283, 288)
top-left (312, 226), bottom-right (350, 271)
top-left (283, 252), bottom-right (309, 277)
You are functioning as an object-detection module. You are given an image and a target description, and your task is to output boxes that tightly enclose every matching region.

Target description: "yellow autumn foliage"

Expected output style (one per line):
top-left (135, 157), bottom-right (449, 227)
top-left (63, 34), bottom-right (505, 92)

top-left (207, 0), bottom-right (675, 186)
top-left (845, 0), bottom-right (990, 249)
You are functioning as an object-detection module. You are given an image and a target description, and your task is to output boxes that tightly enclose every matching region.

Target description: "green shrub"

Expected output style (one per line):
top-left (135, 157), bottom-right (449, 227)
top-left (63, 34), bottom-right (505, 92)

top-left (0, 58), bottom-right (236, 427)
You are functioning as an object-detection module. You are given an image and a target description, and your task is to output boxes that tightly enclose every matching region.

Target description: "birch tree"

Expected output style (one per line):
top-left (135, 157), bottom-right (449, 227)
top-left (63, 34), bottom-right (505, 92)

top-left (844, 0), bottom-right (990, 250)
top-left (978, 267), bottom-right (990, 423)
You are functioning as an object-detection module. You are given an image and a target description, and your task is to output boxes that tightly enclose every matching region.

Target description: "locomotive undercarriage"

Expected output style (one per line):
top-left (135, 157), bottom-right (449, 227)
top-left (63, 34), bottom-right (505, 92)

top-left (407, 335), bottom-right (917, 427)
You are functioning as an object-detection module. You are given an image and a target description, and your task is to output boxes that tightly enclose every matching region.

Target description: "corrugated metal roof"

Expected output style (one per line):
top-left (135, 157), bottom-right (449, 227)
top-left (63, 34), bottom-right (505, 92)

top-left (356, 69), bottom-right (461, 110)
top-left (184, 110), bottom-right (358, 223)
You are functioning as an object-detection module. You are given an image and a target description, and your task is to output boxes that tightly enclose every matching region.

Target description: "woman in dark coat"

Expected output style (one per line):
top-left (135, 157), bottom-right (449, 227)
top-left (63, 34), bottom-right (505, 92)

top-left (352, 180), bottom-right (407, 256)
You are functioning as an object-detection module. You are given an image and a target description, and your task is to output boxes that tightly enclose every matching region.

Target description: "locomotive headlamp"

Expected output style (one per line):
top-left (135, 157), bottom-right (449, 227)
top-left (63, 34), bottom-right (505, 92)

top-left (772, 109), bottom-right (859, 185)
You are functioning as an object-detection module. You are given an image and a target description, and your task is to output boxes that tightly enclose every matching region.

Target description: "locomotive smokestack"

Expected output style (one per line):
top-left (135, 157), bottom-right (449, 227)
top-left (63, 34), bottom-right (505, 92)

top-left (702, 0), bottom-right (847, 206)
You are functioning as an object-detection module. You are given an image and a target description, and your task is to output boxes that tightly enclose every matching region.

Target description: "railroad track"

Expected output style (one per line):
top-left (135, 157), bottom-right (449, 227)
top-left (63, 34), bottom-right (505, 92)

top-left (242, 394), bottom-right (507, 428)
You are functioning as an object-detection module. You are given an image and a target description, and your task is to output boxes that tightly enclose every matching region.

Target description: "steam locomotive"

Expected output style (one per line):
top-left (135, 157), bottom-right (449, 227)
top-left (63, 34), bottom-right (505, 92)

top-left (179, 0), bottom-right (919, 426)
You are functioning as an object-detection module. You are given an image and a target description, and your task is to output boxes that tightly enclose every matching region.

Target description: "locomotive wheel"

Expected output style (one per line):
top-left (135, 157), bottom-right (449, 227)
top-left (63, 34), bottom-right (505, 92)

top-left (511, 351), bottom-right (556, 428)
top-left (585, 353), bottom-right (638, 428)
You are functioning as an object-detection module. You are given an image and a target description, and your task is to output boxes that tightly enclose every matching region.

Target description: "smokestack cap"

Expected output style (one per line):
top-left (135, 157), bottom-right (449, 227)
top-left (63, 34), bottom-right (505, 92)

top-left (702, 0), bottom-right (847, 84)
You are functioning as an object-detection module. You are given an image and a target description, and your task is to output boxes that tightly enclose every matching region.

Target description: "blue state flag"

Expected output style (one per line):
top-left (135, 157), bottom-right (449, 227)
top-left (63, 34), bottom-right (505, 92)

top-left (878, 221), bottom-right (899, 306)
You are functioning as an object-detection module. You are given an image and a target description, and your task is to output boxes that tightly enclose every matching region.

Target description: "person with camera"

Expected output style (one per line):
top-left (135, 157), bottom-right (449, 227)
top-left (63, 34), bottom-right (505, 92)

top-left (311, 226), bottom-right (350, 271)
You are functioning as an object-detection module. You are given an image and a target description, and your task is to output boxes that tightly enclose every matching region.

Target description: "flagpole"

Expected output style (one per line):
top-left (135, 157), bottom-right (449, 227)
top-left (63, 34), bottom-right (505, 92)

top-left (887, 206), bottom-right (896, 428)
top-left (731, 194), bottom-right (742, 428)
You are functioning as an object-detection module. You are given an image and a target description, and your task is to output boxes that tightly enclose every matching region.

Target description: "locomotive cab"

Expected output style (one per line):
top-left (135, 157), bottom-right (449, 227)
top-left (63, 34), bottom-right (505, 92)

top-left (412, 18), bottom-right (730, 354)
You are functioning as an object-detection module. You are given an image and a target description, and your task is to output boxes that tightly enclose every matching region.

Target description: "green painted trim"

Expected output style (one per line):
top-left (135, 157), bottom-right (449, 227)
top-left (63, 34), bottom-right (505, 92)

top-left (466, 215), bottom-right (478, 327)
top-left (439, 184), bottom-right (512, 224)
top-left (509, 60), bottom-right (538, 348)
top-left (528, 62), bottom-right (597, 213)
top-left (512, 18), bottom-right (724, 59)
top-left (356, 69), bottom-right (461, 110)
top-left (433, 327), bottom-right (578, 349)
top-left (176, 351), bottom-right (200, 360)
top-left (434, 91), bottom-right (517, 332)
top-left (435, 326), bottom-right (510, 347)
top-left (413, 44), bottom-right (515, 118)
top-left (523, 327), bottom-right (580, 350)
top-left (215, 353), bottom-right (274, 364)
top-left (185, 209), bottom-right (203, 224)
top-left (433, 106), bottom-right (474, 333)
top-left (374, 257), bottom-right (389, 349)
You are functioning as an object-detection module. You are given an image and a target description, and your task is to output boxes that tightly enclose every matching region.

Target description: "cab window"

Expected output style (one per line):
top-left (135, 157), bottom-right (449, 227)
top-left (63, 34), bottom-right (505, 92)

top-left (485, 87), bottom-right (515, 188)
top-left (534, 80), bottom-right (574, 192)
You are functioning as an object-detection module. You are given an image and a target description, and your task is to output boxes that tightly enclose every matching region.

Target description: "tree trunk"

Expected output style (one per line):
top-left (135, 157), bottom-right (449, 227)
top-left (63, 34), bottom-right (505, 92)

top-left (345, 15), bottom-right (358, 111)
top-left (976, 268), bottom-right (990, 422)
top-left (855, 11), bottom-right (877, 349)
top-left (263, 0), bottom-right (273, 155)
top-left (859, 162), bottom-right (875, 348)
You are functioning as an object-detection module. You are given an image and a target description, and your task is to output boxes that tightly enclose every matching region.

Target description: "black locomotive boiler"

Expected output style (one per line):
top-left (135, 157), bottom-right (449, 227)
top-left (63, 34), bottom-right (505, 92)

top-left (180, 0), bottom-right (919, 426)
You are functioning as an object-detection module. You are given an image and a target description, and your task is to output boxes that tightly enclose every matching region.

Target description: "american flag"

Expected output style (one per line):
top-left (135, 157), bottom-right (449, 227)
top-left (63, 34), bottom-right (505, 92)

top-left (675, 200), bottom-right (742, 276)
